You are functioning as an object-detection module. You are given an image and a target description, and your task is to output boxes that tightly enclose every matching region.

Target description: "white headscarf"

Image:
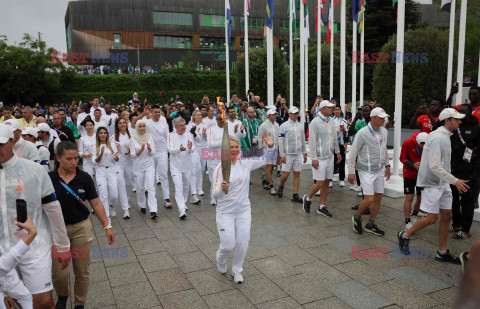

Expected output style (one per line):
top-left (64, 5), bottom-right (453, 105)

top-left (133, 119), bottom-right (150, 145)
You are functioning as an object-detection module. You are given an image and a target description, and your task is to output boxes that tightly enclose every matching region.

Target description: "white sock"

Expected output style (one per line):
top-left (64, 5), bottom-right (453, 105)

top-left (319, 205), bottom-right (325, 209)
top-left (306, 196), bottom-right (311, 201)
top-left (438, 250), bottom-right (447, 255)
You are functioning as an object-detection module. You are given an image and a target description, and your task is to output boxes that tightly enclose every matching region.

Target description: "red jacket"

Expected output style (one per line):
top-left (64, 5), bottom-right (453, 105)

top-left (400, 131), bottom-right (423, 179)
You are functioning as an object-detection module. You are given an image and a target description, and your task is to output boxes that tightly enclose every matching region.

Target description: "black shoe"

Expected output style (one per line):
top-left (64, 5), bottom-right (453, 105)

top-left (317, 206), bottom-right (332, 217)
top-left (56, 296), bottom-right (68, 309)
top-left (365, 223), bottom-right (385, 236)
top-left (157, 181), bottom-right (161, 185)
top-left (262, 179), bottom-right (267, 187)
top-left (180, 214), bottom-right (187, 220)
top-left (352, 216), bottom-right (363, 234)
top-left (140, 208), bottom-right (146, 214)
top-left (277, 186), bottom-right (284, 198)
top-left (277, 171), bottom-right (282, 177)
top-left (303, 195), bottom-right (311, 213)
top-left (150, 212), bottom-right (158, 219)
top-left (263, 182), bottom-right (270, 190)
top-left (435, 250), bottom-right (461, 265)
top-left (460, 252), bottom-right (469, 272)
top-left (398, 231), bottom-right (410, 255)
top-left (91, 209), bottom-right (95, 214)
top-left (291, 194), bottom-right (303, 203)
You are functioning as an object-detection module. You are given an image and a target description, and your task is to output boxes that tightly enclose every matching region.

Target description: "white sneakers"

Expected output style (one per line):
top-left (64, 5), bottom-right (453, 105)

top-left (329, 182), bottom-right (333, 188)
top-left (198, 189), bottom-right (205, 196)
top-left (110, 205), bottom-right (116, 217)
top-left (190, 194), bottom-right (200, 204)
top-left (350, 184), bottom-right (362, 192)
top-left (339, 181), bottom-right (345, 187)
top-left (123, 209), bottom-right (130, 219)
top-left (217, 262), bottom-right (227, 274)
top-left (315, 190), bottom-right (321, 196)
top-left (233, 272), bottom-right (244, 283)
top-left (210, 198), bottom-right (216, 205)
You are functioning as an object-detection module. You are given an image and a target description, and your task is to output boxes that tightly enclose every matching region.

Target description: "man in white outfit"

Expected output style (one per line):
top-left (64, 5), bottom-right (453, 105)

top-left (258, 109), bottom-right (280, 196)
top-left (398, 108), bottom-right (468, 264)
top-left (348, 107), bottom-right (391, 236)
top-left (4, 119), bottom-right (39, 162)
top-left (146, 105), bottom-right (172, 208)
top-left (226, 106), bottom-right (246, 143)
top-left (88, 97), bottom-right (105, 117)
top-left (202, 105), bottom-right (217, 129)
top-left (303, 101), bottom-right (341, 217)
top-left (103, 104), bottom-right (118, 136)
top-left (168, 118), bottom-right (195, 219)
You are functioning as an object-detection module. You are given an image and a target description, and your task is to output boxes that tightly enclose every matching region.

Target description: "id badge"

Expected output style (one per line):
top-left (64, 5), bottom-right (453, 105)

top-left (463, 148), bottom-right (473, 162)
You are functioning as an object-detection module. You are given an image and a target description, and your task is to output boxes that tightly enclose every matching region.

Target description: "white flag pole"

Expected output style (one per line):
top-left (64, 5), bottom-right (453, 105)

top-left (245, 0), bottom-right (250, 97)
top-left (305, 13), bottom-right (309, 115)
top-left (300, 2), bottom-right (305, 124)
top-left (317, 0), bottom-right (322, 96)
top-left (446, 0), bottom-right (456, 101)
top-left (352, 21), bottom-right (357, 114)
top-left (330, 1), bottom-right (334, 100)
top-left (225, 1), bottom-right (230, 101)
top-left (340, 0), bottom-right (346, 113)
top-left (456, 0), bottom-right (468, 106)
top-left (359, 11), bottom-right (364, 107)
top-left (267, 27), bottom-right (274, 106)
top-left (289, 0), bottom-right (294, 108)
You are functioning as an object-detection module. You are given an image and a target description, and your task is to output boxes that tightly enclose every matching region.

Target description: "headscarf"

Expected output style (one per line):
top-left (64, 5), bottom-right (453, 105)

top-left (133, 119), bottom-right (150, 145)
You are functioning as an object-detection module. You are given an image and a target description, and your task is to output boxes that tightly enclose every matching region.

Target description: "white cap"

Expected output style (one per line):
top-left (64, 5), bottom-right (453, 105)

top-left (289, 106), bottom-right (299, 114)
top-left (0, 124), bottom-right (14, 144)
top-left (37, 123), bottom-right (51, 132)
top-left (21, 127), bottom-right (38, 138)
top-left (267, 109), bottom-right (277, 115)
top-left (416, 132), bottom-right (428, 145)
top-left (133, 92), bottom-right (138, 96)
top-left (439, 108), bottom-right (466, 121)
top-left (319, 100), bottom-right (336, 109)
top-left (4, 119), bottom-right (21, 131)
top-left (370, 107), bottom-right (390, 118)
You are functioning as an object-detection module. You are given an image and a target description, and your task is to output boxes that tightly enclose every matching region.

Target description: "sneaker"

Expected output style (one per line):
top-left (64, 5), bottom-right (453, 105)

top-left (157, 181), bottom-right (161, 185)
top-left (190, 194), bottom-right (201, 204)
top-left (185, 205), bottom-right (189, 211)
top-left (404, 221), bottom-right (413, 231)
top-left (317, 206), bottom-right (332, 217)
top-left (365, 223), bottom-right (385, 236)
top-left (339, 181), bottom-right (345, 187)
top-left (179, 212), bottom-right (187, 220)
top-left (460, 252), bottom-right (469, 273)
top-left (358, 192), bottom-right (363, 197)
top-left (123, 209), bottom-right (130, 219)
top-left (398, 231), bottom-right (410, 255)
top-left (91, 209), bottom-right (95, 214)
top-left (150, 212), bottom-right (158, 219)
top-left (145, 191), bottom-right (148, 197)
top-left (164, 199), bottom-right (173, 208)
top-left (270, 187), bottom-right (277, 196)
top-left (277, 186), bottom-right (284, 198)
top-left (435, 250), bottom-right (461, 265)
top-left (233, 272), bottom-right (244, 284)
top-left (110, 205), bottom-right (116, 217)
top-left (352, 216), bottom-right (363, 234)
top-left (303, 195), bottom-right (311, 214)
top-left (329, 182), bottom-right (333, 188)
top-left (350, 184), bottom-right (359, 191)
top-left (263, 182), bottom-right (270, 190)
top-left (453, 231), bottom-right (471, 239)
top-left (291, 194), bottom-right (303, 203)
top-left (315, 190), bottom-right (321, 196)
top-left (353, 186), bottom-right (362, 192)
top-left (140, 208), bottom-right (146, 214)
top-left (217, 262), bottom-right (227, 274)
top-left (132, 187), bottom-right (137, 193)
top-left (449, 225), bottom-right (455, 233)
top-left (198, 189), bottom-right (205, 196)
top-left (277, 170), bottom-right (282, 177)
top-left (210, 198), bottom-right (216, 205)
top-left (56, 295), bottom-right (68, 309)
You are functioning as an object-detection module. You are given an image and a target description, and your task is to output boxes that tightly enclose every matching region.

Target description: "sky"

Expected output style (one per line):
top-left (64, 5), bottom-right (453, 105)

top-left (1, 0), bottom-right (69, 52)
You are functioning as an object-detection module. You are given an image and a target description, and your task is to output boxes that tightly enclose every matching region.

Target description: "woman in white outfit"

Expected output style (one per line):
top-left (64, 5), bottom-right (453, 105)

top-left (78, 119), bottom-right (96, 179)
top-left (111, 118), bottom-right (134, 219)
top-left (212, 133), bottom-right (274, 283)
top-left (130, 120), bottom-right (158, 219)
top-left (188, 111), bottom-right (207, 202)
top-left (92, 127), bottom-right (119, 218)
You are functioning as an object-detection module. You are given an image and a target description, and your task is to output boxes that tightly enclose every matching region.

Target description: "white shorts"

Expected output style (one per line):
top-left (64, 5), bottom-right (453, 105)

top-left (282, 154), bottom-right (303, 173)
top-left (17, 249), bottom-right (53, 294)
top-left (358, 169), bottom-right (385, 195)
top-left (420, 187), bottom-right (452, 214)
top-left (264, 149), bottom-right (279, 166)
top-left (312, 158), bottom-right (334, 181)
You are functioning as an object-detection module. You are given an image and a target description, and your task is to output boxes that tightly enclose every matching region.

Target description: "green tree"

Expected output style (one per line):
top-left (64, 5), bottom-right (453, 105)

top-left (0, 34), bottom-right (74, 106)
top-left (235, 45), bottom-right (289, 104)
top-left (371, 26), bottom-right (448, 125)
top-left (180, 51), bottom-right (198, 69)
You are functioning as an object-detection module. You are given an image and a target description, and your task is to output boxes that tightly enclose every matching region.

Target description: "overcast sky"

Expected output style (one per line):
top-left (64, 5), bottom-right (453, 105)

top-left (1, 0), bottom-right (69, 52)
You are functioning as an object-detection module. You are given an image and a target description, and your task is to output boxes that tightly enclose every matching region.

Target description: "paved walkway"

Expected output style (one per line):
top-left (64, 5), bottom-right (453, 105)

top-left (57, 170), bottom-right (475, 308)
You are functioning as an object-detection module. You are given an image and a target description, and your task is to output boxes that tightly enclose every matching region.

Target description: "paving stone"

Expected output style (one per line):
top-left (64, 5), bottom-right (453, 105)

top-left (369, 279), bottom-right (439, 309)
top-left (303, 296), bottom-right (352, 309)
top-left (269, 245), bottom-right (318, 267)
top-left (274, 273), bottom-right (333, 304)
top-left (306, 245), bottom-right (352, 265)
top-left (388, 266), bottom-right (451, 294)
top-left (186, 268), bottom-right (235, 296)
top-left (88, 261), bottom-right (108, 283)
top-left (255, 297), bottom-right (301, 309)
top-left (323, 235), bottom-right (366, 254)
top-left (130, 237), bottom-right (165, 256)
top-left (326, 280), bottom-right (394, 309)
top-left (172, 251), bottom-right (215, 273)
top-left (202, 289), bottom-right (256, 309)
top-left (237, 274), bottom-right (288, 304)
top-left (147, 267), bottom-right (194, 295)
top-left (83, 280), bottom-right (115, 308)
top-left (250, 224), bottom-right (292, 249)
top-left (152, 226), bottom-right (185, 241)
top-left (158, 289), bottom-right (208, 309)
top-left (425, 263), bottom-right (463, 287)
top-left (123, 226), bottom-right (155, 241)
top-left (333, 260), bottom-right (393, 286)
top-left (101, 245), bottom-right (138, 267)
top-left (251, 256), bottom-right (301, 279)
top-left (106, 262), bottom-right (147, 287)
top-left (185, 228), bottom-right (219, 246)
top-left (261, 221), bottom-right (301, 236)
top-left (138, 251), bottom-right (177, 273)
top-left (282, 232), bottom-right (320, 249)
top-left (111, 281), bottom-right (161, 308)
top-left (162, 238), bottom-right (198, 255)
top-left (427, 287), bottom-right (459, 308)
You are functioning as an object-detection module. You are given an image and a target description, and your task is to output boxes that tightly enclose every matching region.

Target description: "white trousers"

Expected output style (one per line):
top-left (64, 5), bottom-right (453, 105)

top-left (208, 160), bottom-right (220, 198)
top-left (96, 166), bottom-right (119, 217)
top-left (117, 164), bottom-right (134, 210)
top-left (83, 164), bottom-right (95, 180)
top-left (216, 210), bottom-right (251, 274)
top-left (171, 167), bottom-right (191, 215)
top-left (153, 151), bottom-right (170, 200)
top-left (189, 150), bottom-right (204, 195)
top-left (134, 169), bottom-right (157, 212)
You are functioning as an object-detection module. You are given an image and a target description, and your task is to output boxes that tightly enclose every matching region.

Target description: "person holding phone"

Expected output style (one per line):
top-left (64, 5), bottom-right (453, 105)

top-left (49, 141), bottom-right (114, 309)
top-left (409, 99), bottom-right (444, 133)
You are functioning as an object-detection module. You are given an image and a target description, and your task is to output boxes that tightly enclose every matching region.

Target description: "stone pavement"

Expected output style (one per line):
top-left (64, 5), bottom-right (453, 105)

top-left (57, 170), bottom-right (476, 308)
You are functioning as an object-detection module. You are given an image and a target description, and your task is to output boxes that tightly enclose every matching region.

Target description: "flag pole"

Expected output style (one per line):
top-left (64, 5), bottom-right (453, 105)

top-left (392, 0), bottom-right (405, 177)
top-left (300, 1), bottom-right (305, 124)
top-left (352, 20), bottom-right (357, 115)
top-left (340, 0), bottom-right (346, 113)
top-left (245, 0), bottom-right (250, 97)
top-left (317, 0), bottom-right (322, 96)
top-left (456, 0), bottom-right (467, 106)
top-left (329, 0), bottom-right (334, 100)
top-left (289, 0), bottom-right (294, 108)
top-left (359, 11), bottom-right (364, 106)
top-left (267, 8), bottom-right (274, 106)
top-left (445, 0), bottom-right (455, 101)
top-left (478, 51), bottom-right (480, 87)
top-left (305, 13), bottom-right (309, 115)
top-left (225, 1), bottom-right (230, 101)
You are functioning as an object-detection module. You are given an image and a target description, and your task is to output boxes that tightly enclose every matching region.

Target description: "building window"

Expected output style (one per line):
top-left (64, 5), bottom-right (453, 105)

top-left (153, 12), bottom-right (193, 26)
top-left (199, 37), bottom-right (235, 50)
top-left (240, 17), bottom-right (264, 29)
top-left (154, 35), bottom-right (192, 49)
top-left (280, 19), bottom-right (289, 31)
top-left (199, 14), bottom-right (235, 27)
top-left (113, 33), bottom-right (121, 49)
top-left (240, 38), bottom-right (264, 50)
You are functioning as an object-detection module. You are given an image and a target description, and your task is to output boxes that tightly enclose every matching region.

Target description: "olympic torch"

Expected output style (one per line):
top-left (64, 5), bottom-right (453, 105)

top-left (221, 120), bottom-right (231, 194)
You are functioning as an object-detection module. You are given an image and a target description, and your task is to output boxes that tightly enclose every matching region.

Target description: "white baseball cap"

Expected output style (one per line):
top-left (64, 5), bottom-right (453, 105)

top-left (4, 119), bottom-right (21, 131)
top-left (319, 100), bottom-right (336, 109)
top-left (0, 124), bottom-right (14, 144)
top-left (267, 108), bottom-right (277, 115)
top-left (438, 108), bottom-right (466, 121)
top-left (37, 123), bottom-right (51, 132)
top-left (370, 107), bottom-right (390, 119)
top-left (289, 106), bottom-right (299, 114)
top-left (21, 127), bottom-right (38, 138)
top-left (416, 132), bottom-right (428, 145)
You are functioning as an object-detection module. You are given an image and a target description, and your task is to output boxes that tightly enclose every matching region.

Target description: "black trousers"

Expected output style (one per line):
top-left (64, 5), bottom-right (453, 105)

top-left (333, 145), bottom-right (346, 181)
top-left (451, 180), bottom-right (477, 233)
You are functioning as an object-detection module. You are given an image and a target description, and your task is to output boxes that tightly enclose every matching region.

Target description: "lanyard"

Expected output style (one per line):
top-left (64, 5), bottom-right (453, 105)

top-left (58, 175), bottom-right (87, 207)
top-left (318, 114), bottom-right (329, 123)
top-left (457, 128), bottom-right (466, 146)
top-left (367, 125), bottom-right (382, 148)
top-left (16, 160), bottom-right (25, 199)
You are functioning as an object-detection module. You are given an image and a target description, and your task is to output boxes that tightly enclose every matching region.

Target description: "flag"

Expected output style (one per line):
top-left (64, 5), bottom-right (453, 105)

top-left (303, 1), bottom-right (310, 44)
top-left (334, 0), bottom-right (338, 6)
top-left (315, 0), bottom-right (326, 32)
top-left (245, 0), bottom-right (252, 15)
top-left (266, 0), bottom-right (274, 29)
top-left (288, 0), bottom-right (297, 38)
top-left (441, 0), bottom-right (451, 12)
top-left (392, 0), bottom-right (398, 23)
top-left (352, 0), bottom-right (361, 21)
top-left (327, 1), bottom-right (332, 43)
top-left (226, 0), bottom-right (232, 43)
top-left (358, 0), bottom-right (365, 33)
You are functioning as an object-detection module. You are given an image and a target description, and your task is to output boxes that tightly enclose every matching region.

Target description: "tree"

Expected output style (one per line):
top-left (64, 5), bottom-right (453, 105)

top-left (371, 26), bottom-right (448, 125)
top-left (0, 34), bottom-right (74, 106)
top-left (235, 45), bottom-right (289, 103)
top-left (180, 51), bottom-right (198, 69)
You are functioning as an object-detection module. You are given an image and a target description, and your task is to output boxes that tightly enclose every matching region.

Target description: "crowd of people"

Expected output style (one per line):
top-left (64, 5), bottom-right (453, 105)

top-left (77, 63), bottom-right (218, 75)
top-left (0, 85), bottom-right (480, 308)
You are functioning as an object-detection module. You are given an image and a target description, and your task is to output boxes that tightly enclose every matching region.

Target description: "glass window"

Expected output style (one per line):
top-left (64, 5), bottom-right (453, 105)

top-left (154, 35), bottom-right (192, 49)
top-left (179, 13), bottom-right (185, 24)
top-left (186, 14), bottom-right (192, 25)
top-left (158, 12), bottom-right (165, 24)
top-left (166, 36), bottom-right (172, 47)
top-left (113, 33), bottom-right (121, 49)
top-left (166, 12), bottom-right (173, 24)
top-left (160, 36), bottom-right (166, 46)
top-left (173, 12), bottom-right (179, 24)
top-left (199, 14), bottom-right (205, 26)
